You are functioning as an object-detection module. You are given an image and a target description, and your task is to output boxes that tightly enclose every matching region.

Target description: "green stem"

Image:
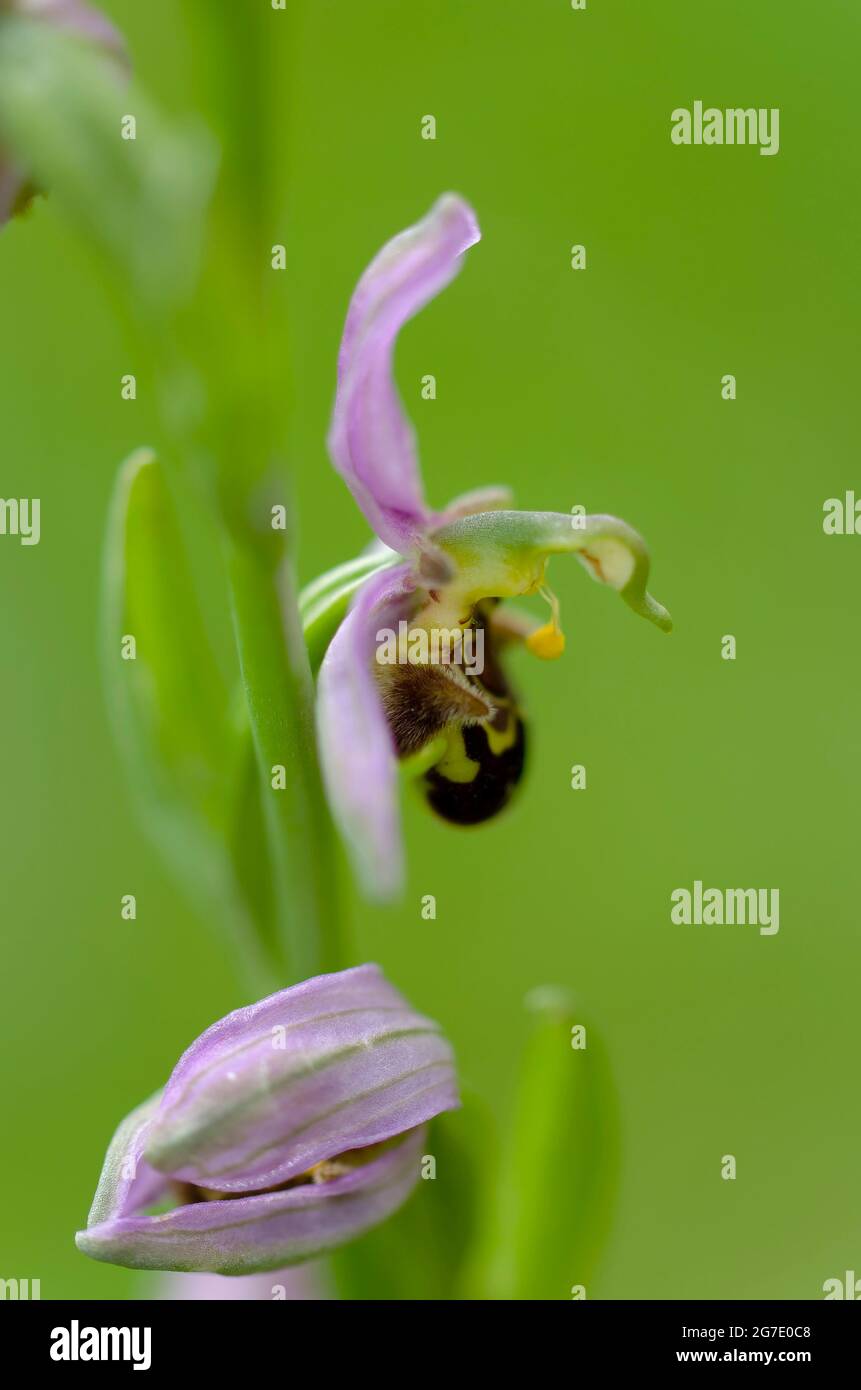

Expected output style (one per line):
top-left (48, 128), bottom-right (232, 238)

top-left (0, 15), bottom-right (349, 986)
top-left (228, 541), bottom-right (346, 981)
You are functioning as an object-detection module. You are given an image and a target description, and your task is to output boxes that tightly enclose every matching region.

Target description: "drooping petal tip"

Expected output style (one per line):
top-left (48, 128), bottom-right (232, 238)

top-left (327, 194), bottom-right (481, 554)
top-left (431, 509), bottom-right (673, 633)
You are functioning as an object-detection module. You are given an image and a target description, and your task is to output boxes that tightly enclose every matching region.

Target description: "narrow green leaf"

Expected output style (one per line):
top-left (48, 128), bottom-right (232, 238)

top-left (466, 990), bottom-right (620, 1300)
top-left (103, 450), bottom-right (228, 831)
top-left (102, 449), bottom-right (277, 989)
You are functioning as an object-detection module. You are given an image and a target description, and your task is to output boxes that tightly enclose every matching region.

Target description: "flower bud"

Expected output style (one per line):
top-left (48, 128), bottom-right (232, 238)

top-left (76, 966), bottom-right (459, 1273)
top-left (0, 0), bottom-right (126, 228)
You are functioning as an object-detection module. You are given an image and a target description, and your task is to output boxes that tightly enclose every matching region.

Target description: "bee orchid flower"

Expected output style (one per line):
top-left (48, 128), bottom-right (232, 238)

top-left (311, 194), bottom-right (672, 900)
top-left (76, 965), bottom-right (458, 1274)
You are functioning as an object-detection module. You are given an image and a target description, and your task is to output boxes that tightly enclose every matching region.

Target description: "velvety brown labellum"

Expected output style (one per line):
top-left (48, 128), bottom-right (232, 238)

top-left (375, 603), bottom-right (527, 825)
top-left (423, 701), bottom-right (526, 825)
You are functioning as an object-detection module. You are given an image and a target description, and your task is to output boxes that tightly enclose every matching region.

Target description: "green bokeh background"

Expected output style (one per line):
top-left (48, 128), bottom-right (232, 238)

top-left (1, 0), bottom-right (858, 1299)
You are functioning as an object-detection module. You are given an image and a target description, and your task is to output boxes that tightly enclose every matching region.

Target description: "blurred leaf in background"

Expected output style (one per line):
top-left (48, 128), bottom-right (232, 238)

top-left (102, 449), bottom-right (281, 989)
top-left (0, 15), bottom-right (215, 312)
top-left (467, 990), bottom-right (619, 1300)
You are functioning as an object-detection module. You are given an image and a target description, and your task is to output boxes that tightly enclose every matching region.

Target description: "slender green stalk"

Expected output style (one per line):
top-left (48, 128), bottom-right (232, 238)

top-left (228, 541), bottom-right (346, 980)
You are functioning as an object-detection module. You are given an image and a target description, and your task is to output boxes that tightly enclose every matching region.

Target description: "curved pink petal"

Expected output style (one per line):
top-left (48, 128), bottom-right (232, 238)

top-left (328, 194), bottom-right (481, 554)
top-left (316, 564), bottom-right (415, 899)
top-left (77, 1125), bottom-right (428, 1274)
top-left (145, 964), bottom-right (458, 1193)
top-left (438, 485), bottom-right (515, 523)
